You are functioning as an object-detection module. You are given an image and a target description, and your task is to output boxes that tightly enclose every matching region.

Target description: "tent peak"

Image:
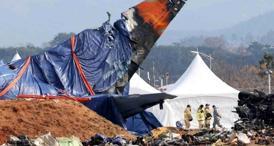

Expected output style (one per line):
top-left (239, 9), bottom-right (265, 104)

top-left (129, 74), bottom-right (160, 94)
top-left (167, 53), bottom-right (239, 98)
top-left (11, 51), bottom-right (22, 62)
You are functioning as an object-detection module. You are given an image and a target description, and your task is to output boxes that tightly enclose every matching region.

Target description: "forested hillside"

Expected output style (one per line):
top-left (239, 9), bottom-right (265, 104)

top-left (1, 33), bottom-right (273, 92)
top-left (0, 45), bottom-right (42, 63)
top-left (141, 41), bottom-right (274, 91)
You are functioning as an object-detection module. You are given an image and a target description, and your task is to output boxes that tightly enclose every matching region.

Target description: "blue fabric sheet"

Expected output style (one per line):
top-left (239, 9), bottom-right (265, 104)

top-left (83, 95), bottom-right (126, 128)
top-left (126, 112), bottom-right (162, 135)
top-left (0, 20), bottom-right (131, 99)
top-left (83, 94), bottom-right (163, 134)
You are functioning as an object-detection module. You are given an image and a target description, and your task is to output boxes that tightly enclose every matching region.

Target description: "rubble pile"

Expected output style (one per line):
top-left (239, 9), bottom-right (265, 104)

top-left (148, 128), bottom-right (273, 146)
top-left (236, 90), bottom-right (274, 129)
top-left (60, 119), bottom-right (274, 146)
top-left (132, 128), bottom-right (233, 145)
top-left (83, 134), bottom-right (130, 146)
top-left (2, 133), bottom-right (130, 146)
top-left (233, 90), bottom-right (274, 145)
top-left (80, 128), bottom-right (233, 146)
top-left (0, 99), bottom-right (135, 144)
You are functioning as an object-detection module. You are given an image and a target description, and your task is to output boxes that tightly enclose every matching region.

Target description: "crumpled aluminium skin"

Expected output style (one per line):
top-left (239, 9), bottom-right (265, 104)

top-left (0, 0), bottom-right (186, 98)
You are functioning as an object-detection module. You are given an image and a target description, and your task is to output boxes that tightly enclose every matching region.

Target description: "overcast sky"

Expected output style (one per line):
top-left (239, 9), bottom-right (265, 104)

top-left (0, 0), bottom-right (274, 47)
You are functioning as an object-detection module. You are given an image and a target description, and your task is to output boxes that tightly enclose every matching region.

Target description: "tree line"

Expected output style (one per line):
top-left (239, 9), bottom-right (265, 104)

top-left (1, 33), bottom-right (274, 92)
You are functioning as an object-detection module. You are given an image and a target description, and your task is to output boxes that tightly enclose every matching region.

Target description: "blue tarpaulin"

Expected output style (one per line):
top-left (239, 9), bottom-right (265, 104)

top-left (83, 93), bottom-right (173, 132)
top-left (82, 95), bottom-right (126, 127)
top-left (0, 20), bottom-right (131, 98)
top-left (126, 112), bottom-right (162, 135)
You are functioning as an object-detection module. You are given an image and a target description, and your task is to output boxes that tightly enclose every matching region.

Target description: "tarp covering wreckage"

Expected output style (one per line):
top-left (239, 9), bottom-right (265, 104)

top-left (0, 21), bottom-right (131, 97)
top-left (0, 0), bottom-right (186, 134)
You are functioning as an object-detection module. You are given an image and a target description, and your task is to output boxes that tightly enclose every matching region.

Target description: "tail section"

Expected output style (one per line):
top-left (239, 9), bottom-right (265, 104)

top-left (122, 0), bottom-right (187, 78)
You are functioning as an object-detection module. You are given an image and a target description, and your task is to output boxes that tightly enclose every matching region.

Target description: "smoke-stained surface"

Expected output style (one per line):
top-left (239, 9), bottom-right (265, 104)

top-left (125, 0), bottom-right (185, 81)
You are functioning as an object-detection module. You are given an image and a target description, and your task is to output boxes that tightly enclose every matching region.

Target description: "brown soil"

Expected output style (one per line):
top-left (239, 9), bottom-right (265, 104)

top-left (0, 99), bottom-right (135, 144)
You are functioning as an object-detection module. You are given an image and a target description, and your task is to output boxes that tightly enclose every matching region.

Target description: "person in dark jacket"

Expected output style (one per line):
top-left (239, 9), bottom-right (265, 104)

top-left (212, 105), bottom-right (223, 129)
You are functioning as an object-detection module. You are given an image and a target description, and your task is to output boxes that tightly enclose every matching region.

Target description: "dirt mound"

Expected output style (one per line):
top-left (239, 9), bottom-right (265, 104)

top-left (0, 99), bottom-right (134, 144)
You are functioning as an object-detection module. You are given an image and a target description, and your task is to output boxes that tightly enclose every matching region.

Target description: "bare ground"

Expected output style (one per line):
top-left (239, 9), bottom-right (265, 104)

top-left (0, 99), bottom-right (135, 144)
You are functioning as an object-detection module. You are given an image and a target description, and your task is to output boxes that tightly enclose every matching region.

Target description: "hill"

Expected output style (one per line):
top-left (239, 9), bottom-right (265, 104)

top-left (158, 11), bottom-right (274, 45)
top-left (0, 99), bottom-right (134, 143)
top-left (221, 11), bottom-right (274, 39)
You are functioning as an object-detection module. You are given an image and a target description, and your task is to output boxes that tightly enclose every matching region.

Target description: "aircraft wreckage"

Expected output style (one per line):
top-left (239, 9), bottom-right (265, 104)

top-left (0, 0), bottom-right (187, 133)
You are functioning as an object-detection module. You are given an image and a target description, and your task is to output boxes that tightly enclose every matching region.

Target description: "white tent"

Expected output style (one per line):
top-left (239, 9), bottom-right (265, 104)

top-left (11, 51), bottom-right (21, 62)
top-left (147, 54), bottom-right (240, 128)
top-left (129, 73), bottom-right (160, 94)
top-left (168, 54), bottom-right (239, 97)
top-left (129, 74), bottom-right (178, 127)
top-left (0, 60), bottom-right (4, 66)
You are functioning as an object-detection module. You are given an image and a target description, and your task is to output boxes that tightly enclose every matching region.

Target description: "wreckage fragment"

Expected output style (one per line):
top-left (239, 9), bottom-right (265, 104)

top-left (233, 90), bottom-right (274, 145)
top-left (236, 90), bottom-right (274, 130)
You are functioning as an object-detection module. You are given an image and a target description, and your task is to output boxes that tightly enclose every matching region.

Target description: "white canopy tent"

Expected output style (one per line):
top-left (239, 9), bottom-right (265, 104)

top-left (129, 74), bottom-right (179, 127)
top-left (129, 73), bottom-right (160, 94)
top-left (147, 54), bottom-right (240, 128)
top-left (11, 51), bottom-right (21, 62)
top-left (168, 54), bottom-right (238, 97)
top-left (0, 60), bottom-right (4, 66)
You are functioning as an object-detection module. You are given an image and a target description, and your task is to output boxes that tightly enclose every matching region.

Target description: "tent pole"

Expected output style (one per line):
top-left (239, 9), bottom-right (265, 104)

top-left (268, 73), bottom-right (271, 94)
